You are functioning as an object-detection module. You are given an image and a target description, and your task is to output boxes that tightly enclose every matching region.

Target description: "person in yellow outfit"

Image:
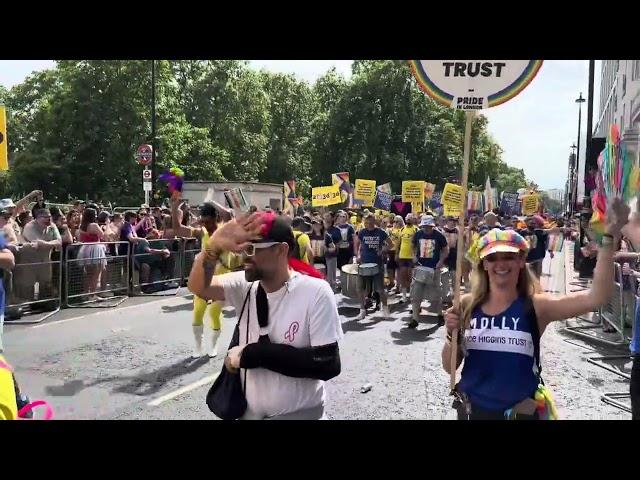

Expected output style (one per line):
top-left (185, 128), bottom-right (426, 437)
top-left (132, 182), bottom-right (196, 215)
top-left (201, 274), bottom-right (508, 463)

top-left (171, 198), bottom-right (241, 358)
top-left (397, 213), bottom-right (418, 302)
top-left (0, 355), bottom-right (17, 420)
top-left (291, 217), bottom-right (314, 264)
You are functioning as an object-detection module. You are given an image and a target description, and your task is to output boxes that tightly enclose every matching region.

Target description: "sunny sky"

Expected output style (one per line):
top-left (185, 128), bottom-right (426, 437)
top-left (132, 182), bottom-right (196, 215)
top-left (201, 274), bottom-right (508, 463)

top-left (0, 59), bottom-right (596, 191)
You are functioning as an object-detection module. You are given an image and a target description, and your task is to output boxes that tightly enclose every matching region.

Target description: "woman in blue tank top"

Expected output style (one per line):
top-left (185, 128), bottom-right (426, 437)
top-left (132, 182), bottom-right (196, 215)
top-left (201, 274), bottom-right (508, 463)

top-left (442, 198), bottom-right (630, 420)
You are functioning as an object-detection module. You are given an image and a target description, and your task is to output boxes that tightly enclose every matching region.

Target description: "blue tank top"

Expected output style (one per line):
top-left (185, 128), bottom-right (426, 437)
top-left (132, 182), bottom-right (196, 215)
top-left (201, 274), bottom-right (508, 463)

top-left (459, 297), bottom-right (539, 411)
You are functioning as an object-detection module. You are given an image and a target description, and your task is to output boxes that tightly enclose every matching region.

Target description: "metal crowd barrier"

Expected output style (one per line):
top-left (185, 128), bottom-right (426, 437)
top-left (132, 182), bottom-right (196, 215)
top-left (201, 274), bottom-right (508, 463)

top-left (3, 236), bottom-right (206, 324)
top-left (564, 264), bottom-right (630, 347)
top-left (64, 241), bottom-right (130, 308)
top-left (130, 238), bottom-right (184, 297)
top-left (3, 244), bottom-right (62, 324)
top-left (182, 237), bottom-right (202, 285)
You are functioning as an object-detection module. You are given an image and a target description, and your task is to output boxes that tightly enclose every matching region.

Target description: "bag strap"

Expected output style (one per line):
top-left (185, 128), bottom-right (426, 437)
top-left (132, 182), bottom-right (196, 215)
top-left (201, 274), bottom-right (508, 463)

top-left (242, 283), bottom-right (254, 397)
top-left (524, 296), bottom-right (543, 384)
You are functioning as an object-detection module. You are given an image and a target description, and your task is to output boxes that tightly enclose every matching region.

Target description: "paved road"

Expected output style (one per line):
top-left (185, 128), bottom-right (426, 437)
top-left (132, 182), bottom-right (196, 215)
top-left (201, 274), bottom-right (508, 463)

top-left (3, 246), bottom-right (632, 419)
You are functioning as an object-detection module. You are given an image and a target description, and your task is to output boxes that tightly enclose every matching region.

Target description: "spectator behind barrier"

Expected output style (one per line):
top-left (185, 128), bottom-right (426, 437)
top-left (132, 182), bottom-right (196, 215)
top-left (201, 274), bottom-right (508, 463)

top-left (16, 208), bottom-right (61, 304)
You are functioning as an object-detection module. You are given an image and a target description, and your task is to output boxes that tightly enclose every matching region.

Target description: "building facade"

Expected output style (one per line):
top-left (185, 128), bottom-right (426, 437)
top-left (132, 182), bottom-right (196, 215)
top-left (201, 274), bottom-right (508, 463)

top-left (594, 60), bottom-right (640, 165)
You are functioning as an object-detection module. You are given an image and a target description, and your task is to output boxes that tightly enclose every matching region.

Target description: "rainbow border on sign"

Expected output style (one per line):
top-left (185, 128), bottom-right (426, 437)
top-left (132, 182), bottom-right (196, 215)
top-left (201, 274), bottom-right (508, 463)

top-left (408, 60), bottom-right (543, 108)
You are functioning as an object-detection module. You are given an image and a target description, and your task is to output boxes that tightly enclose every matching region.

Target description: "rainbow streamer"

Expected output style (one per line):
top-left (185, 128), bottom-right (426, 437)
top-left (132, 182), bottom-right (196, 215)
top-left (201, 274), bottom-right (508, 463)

top-left (590, 125), bottom-right (640, 239)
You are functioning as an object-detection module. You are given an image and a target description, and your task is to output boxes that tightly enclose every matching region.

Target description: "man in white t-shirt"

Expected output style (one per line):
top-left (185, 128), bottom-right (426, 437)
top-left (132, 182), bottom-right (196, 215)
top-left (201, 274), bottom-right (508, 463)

top-left (188, 213), bottom-right (343, 420)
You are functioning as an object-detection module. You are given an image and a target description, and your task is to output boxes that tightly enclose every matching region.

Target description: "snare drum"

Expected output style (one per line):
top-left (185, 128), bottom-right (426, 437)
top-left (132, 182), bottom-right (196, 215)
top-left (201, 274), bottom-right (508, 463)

top-left (413, 266), bottom-right (435, 284)
top-left (358, 263), bottom-right (380, 277)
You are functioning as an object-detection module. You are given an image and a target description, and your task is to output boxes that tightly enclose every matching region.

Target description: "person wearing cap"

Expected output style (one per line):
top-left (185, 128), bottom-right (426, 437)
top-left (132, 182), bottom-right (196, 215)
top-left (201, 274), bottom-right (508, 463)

top-left (291, 217), bottom-right (314, 264)
top-left (441, 217), bottom-right (460, 305)
top-left (409, 215), bottom-right (449, 328)
top-left (517, 215), bottom-right (555, 279)
top-left (188, 212), bottom-right (343, 420)
top-left (1, 191), bottom-right (42, 244)
top-left (354, 214), bottom-right (393, 319)
top-left (478, 211), bottom-right (502, 236)
top-left (396, 213), bottom-right (418, 302)
top-left (171, 196), bottom-right (239, 359)
top-left (386, 215), bottom-right (404, 293)
top-left (442, 198), bottom-right (630, 419)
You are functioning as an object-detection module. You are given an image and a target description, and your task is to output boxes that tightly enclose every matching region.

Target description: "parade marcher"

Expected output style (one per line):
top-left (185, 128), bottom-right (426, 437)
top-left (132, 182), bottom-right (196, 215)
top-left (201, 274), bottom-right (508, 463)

top-left (396, 213), bottom-right (418, 303)
top-left (323, 212), bottom-right (339, 291)
top-left (478, 211), bottom-right (502, 236)
top-left (462, 214), bottom-right (480, 287)
top-left (354, 214), bottom-right (393, 320)
top-left (386, 215), bottom-right (404, 293)
top-left (334, 211), bottom-right (355, 271)
top-left (188, 212), bottom-right (343, 420)
top-left (518, 215), bottom-right (550, 279)
top-left (442, 198), bottom-right (630, 420)
top-left (409, 215), bottom-right (448, 328)
top-left (441, 216), bottom-right (459, 306)
top-left (291, 217), bottom-right (314, 264)
top-left (171, 198), bottom-right (240, 358)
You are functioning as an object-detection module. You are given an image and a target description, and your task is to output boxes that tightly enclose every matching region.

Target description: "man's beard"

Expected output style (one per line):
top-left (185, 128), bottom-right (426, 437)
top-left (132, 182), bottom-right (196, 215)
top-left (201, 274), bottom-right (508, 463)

top-left (245, 266), bottom-right (266, 282)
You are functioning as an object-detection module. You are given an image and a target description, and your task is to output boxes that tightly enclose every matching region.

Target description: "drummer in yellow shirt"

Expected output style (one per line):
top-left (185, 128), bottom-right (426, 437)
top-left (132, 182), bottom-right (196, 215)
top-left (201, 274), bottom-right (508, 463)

top-left (396, 213), bottom-right (418, 302)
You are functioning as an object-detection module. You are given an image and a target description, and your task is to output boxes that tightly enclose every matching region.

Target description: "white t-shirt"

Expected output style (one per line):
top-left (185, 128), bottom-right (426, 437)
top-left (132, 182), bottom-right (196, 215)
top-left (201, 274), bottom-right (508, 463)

top-left (220, 270), bottom-right (344, 419)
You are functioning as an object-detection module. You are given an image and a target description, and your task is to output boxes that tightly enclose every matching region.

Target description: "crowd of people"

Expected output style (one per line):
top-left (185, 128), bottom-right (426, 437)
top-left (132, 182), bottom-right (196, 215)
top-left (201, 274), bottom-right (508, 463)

top-left (0, 191), bottom-right (217, 314)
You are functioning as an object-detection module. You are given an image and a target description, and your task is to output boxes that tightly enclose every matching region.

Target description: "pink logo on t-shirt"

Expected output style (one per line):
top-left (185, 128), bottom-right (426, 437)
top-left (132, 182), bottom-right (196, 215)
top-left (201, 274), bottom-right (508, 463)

top-left (284, 322), bottom-right (300, 342)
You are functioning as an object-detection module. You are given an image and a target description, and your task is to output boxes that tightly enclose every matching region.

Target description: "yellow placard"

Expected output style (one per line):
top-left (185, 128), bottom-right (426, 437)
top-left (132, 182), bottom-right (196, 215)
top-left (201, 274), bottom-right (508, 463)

top-left (354, 179), bottom-right (376, 204)
top-left (444, 204), bottom-right (462, 218)
top-left (312, 185), bottom-right (342, 207)
top-left (522, 195), bottom-right (539, 215)
top-left (424, 182), bottom-right (436, 200)
top-left (402, 181), bottom-right (425, 203)
top-left (412, 201), bottom-right (423, 213)
top-left (0, 105), bottom-right (7, 171)
top-left (442, 183), bottom-right (464, 209)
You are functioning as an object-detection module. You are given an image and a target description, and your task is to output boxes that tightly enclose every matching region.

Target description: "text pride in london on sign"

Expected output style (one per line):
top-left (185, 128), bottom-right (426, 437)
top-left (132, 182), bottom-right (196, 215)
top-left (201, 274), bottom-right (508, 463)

top-left (312, 185), bottom-right (342, 207)
top-left (402, 181), bottom-right (425, 203)
top-left (408, 60), bottom-right (543, 110)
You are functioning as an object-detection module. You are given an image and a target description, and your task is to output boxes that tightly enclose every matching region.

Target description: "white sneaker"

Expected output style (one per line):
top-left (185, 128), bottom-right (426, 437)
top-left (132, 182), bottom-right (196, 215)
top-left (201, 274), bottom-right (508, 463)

top-left (357, 309), bottom-right (367, 320)
top-left (382, 305), bottom-right (391, 317)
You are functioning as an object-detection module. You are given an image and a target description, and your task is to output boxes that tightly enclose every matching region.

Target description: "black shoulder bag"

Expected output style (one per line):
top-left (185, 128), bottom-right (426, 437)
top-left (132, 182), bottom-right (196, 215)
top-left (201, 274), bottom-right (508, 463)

top-left (206, 284), bottom-right (253, 420)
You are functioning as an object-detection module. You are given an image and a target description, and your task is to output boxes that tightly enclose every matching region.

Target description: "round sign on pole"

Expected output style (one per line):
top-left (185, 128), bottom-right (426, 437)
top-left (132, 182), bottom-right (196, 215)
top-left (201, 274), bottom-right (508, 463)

top-left (409, 60), bottom-right (543, 110)
top-left (142, 169), bottom-right (152, 180)
top-left (135, 144), bottom-right (153, 166)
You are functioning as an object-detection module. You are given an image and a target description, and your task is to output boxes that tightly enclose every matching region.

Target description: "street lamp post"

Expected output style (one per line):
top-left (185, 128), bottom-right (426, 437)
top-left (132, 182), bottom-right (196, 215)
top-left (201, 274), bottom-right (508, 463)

top-left (574, 92), bottom-right (586, 211)
top-left (568, 143), bottom-right (577, 215)
top-left (151, 60), bottom-right (157, 206)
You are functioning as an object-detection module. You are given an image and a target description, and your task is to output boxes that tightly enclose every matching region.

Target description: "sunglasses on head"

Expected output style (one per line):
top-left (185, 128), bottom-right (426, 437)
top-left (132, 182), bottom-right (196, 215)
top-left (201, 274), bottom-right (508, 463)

top-left (485, 252), bottom-right (520, 263)
top-left (243, 241), bottom-right (283, 257)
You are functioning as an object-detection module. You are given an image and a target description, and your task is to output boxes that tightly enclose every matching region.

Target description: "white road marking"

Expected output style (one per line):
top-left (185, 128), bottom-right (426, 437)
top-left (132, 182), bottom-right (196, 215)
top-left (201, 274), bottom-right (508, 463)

top-left (30, 296), bottom-right (193, 330)
top-left (147, 373), bottom-right (219, 407)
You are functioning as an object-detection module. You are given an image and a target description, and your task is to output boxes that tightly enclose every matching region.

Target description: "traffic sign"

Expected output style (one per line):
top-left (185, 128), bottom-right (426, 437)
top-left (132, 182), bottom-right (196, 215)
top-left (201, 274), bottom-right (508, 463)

top-left (142, 169), bottom-right (152, 180)
top-left (136, 144), bottom-right (153, 166)
top-left (143, 181), bottom-right (152, 192)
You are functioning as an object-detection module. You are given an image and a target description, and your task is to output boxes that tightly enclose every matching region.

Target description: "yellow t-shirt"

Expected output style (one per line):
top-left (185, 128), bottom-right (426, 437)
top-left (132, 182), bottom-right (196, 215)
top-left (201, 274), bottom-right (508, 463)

top-left (388, 227), bottom-right (402, 252)
top-left (0, 355), bottom-right (17, 420)
top-left (398, 225), bottom-right (418, 259)
top-left (294, 231), bottom-right (311, 264)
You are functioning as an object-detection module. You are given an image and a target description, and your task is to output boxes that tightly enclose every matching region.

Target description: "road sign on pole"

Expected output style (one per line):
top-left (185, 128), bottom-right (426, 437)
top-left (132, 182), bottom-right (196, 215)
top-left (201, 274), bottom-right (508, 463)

top-left (143, 169), bottom-right (152, 180)
top-left (136, 144), bottom-right (153, 166)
